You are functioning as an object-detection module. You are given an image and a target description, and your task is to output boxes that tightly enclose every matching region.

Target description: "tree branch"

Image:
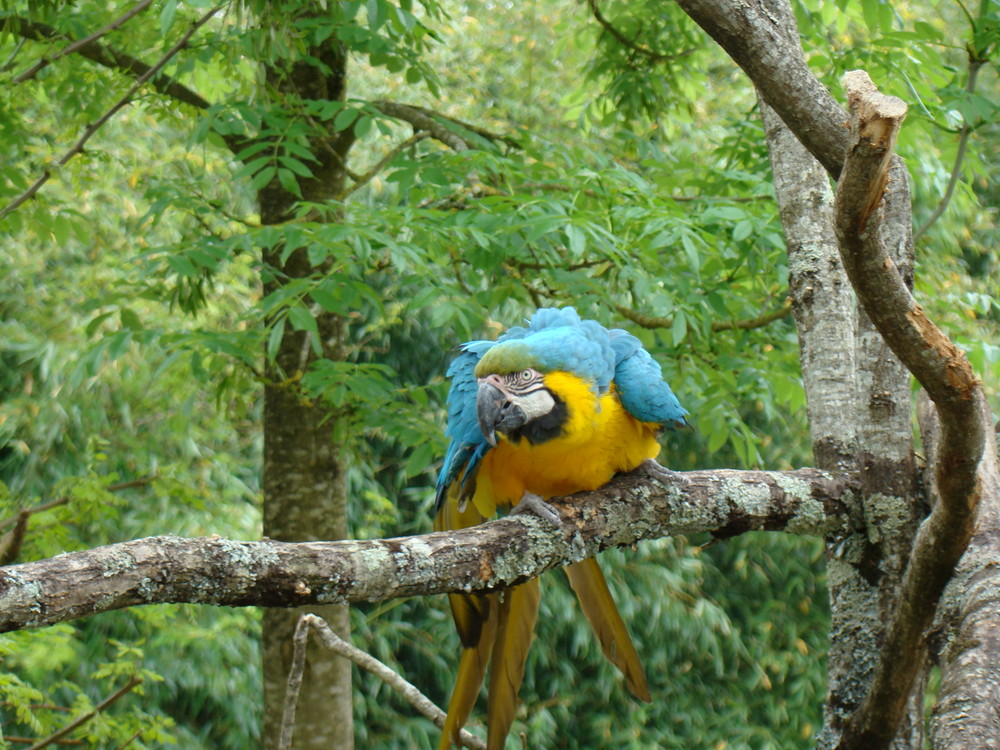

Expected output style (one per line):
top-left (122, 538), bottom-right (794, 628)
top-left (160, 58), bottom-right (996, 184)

top-left (278, 615), bottom-right (311, 750)
top-left (913, 59), bottom-right (983, 243)
top-left (295, 615), bottom-right (487, 749)
top-left (0, 465), bottom-right (855, 633)
top-left (0, 6), bottom-right (224, 222)
top-left (8, 16), bottom-right (216, 114)
top-left (13, 0), bottom-right (155, 84)
top-left (929, 408), bottom-right (1000, 747)
top-left (24, 677), bottom-right (142, 750)
top-left (371, 101), bottom-right (517, 152)
top-left (585, 0), bottom-right (695, 64)
top-left (616, 299), bottom-right (792, 333)
top-left (338, 131), bottom-right (429, 200)
top-left (673, 0), bottom-right (850, 177)
top-left (832, 70), bottom-right (988, 750)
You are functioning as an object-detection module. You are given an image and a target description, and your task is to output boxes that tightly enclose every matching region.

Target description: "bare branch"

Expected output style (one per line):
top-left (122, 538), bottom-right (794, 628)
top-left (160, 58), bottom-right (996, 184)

top-left (0, 511), bottom-right (31, 566)
top-left (832, 70), bottom-right (987, 750)
top-left (0, 6), bottom-right (224, 222)
top-left (303, 615), bottom-right (487, 749)
top-left (24, 677), bottom-right (142, 750)
top-left (0, 466), bottom-right (855, 633)
top-left (278, 616), bottom-right (311, 750)
top-left (14, 0), bottom-right (155, 84)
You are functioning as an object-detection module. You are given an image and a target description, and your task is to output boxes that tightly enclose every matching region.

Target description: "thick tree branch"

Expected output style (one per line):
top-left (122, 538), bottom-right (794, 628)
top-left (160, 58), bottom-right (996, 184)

top-left (673, 0), bottom-right (850, 177)
top-left (930, 413), bottom-right (1000, 748)
top-left (0, 466), bottom-right (855, 633)
top-left (832, 70), bottom-right (987, 750)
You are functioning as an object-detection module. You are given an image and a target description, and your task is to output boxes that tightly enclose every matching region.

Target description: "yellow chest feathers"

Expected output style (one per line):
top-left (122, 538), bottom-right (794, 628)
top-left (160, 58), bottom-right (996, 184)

top-left (472, 371), bottom-right (660, 517)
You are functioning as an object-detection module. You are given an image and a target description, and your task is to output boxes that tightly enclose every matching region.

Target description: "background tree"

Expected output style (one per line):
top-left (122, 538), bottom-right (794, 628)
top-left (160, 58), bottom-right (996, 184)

top-left (0, 0), bottom-right (997, 749)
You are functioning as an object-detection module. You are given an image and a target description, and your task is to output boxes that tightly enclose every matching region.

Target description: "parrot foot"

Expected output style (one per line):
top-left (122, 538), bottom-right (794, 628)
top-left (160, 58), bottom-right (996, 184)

top-left (640, 458), bottom-right (691, 486)
top-left (510, 491), bottom-right (562, 526)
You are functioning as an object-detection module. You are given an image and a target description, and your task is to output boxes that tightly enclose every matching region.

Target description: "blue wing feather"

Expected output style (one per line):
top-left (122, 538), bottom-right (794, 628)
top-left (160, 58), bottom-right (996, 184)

top-left (609, 329), bottom-right (688, 426)
top-left (435, 340), bottom-right (494, 511)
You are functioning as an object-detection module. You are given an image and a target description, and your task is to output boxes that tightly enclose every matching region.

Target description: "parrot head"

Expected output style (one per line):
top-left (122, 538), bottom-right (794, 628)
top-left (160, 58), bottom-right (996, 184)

top-left (473, 341), bottom-right (572, 447)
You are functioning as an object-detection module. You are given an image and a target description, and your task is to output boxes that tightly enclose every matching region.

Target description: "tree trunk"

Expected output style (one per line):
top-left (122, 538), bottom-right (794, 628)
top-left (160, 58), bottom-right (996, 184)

top-left (258, 25), bottom-right (356, 750)
top-left (755, 3), bottom-right (921, 746)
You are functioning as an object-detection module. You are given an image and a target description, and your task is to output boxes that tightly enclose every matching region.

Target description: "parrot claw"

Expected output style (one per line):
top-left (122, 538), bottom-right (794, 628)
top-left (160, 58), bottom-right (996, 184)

top-left (510, 491), bottom-right (562, 526)
top-left (639, 458), bottom-right (691, 486)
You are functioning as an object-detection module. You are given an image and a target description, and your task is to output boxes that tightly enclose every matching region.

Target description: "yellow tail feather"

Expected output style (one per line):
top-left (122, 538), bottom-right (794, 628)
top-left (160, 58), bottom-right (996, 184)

top-left (486, 578), bottom-right (541, 750)
top-left (439, 594), bottom-right (499, 750)
top-left (564, 558), bottom-right (651, 702)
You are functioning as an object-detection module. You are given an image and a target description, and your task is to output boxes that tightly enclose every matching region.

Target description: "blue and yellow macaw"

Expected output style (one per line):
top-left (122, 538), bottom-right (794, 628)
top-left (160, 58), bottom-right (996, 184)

top-left (434, 307), bottom-right (688, 750)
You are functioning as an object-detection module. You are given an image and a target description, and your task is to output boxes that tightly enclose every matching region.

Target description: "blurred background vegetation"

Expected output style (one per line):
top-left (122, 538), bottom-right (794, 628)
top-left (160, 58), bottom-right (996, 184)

top-left (0, 0), bottom-right (996, 746)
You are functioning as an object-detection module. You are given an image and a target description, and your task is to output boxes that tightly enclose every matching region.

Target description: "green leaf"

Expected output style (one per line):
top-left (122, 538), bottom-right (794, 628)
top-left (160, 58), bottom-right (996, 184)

top-left (566, 224), bottom-right (586, 257)
top-left (278, 168), bottom-right (302, 197)
top-left (267, 317), bottom-right (286, 361)
top-left (310, 285), bottom-right (347, 313)
top-left (159, 0), bottom-right (178, 35)
top-left (404, 441), bottom-right (435, 477)
top-left (333, 107), bottom-right (360, 132)
top-left (672, 310), bottom-right (687, 346)
top-left (278, 155), bottom-right (315, 178)
top-left (287, 305), bottom-right (318, 335)
top-left (732, 219), bottom-right (754, 242)
top-left (250, 166), bottom-right (277, 190)
top-left (354, 115), bottom-right (374, 139)
top-left (119, 308), bottom-right (143, 331)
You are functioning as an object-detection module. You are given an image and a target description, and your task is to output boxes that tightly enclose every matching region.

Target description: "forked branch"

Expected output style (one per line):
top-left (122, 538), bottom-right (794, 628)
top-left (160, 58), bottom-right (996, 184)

top-left (832, 70), bottom-right (988, 750)
top-left (280, 615), bottom-right (486, 750)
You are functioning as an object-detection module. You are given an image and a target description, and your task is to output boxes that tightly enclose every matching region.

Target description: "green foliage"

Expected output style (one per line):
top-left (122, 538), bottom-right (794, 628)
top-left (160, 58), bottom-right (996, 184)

top-left (0, 0), bottom-right (996, 746)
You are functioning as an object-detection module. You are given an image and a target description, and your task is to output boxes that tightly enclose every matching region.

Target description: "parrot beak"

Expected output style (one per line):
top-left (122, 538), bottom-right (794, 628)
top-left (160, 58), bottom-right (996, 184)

top-left (477, 376), bottom-right (526, 446)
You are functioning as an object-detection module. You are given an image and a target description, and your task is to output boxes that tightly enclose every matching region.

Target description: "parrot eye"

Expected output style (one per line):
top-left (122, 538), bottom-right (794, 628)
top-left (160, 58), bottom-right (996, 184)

top-left (520, 369), bottom-right (533, 381)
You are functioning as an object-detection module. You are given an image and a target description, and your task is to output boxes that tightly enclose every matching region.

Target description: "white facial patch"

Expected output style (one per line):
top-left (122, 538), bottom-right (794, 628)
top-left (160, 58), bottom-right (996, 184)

top-left (515, 387), bottom-right (556, 422)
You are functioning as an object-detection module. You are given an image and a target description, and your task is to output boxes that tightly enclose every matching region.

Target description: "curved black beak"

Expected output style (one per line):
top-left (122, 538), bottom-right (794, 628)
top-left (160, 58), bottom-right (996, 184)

top-left (476, 379), bottom-right (526, 446)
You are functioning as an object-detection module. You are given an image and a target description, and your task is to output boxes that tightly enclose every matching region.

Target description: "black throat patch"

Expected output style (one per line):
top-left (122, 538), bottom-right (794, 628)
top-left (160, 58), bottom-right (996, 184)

top-left (507, 389), bottom-right (568, 445)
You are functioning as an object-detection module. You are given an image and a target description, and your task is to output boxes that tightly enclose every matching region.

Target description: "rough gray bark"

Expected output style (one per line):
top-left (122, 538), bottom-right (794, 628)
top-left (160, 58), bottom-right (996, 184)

top-left (759, 97), bottom-right (885, 748)
top-left (830, 71), bottom-right (987, 750)
top-left (259, 28), bottom-right (355, 750)
top-left (754, 4), bottom-right (921, 745)
top-left (761, 99), bottom-right (856, 470)
top-left (928, 403), bottom-right (1000, 748)
top-left (0, 466), bottom-right (854, 632)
